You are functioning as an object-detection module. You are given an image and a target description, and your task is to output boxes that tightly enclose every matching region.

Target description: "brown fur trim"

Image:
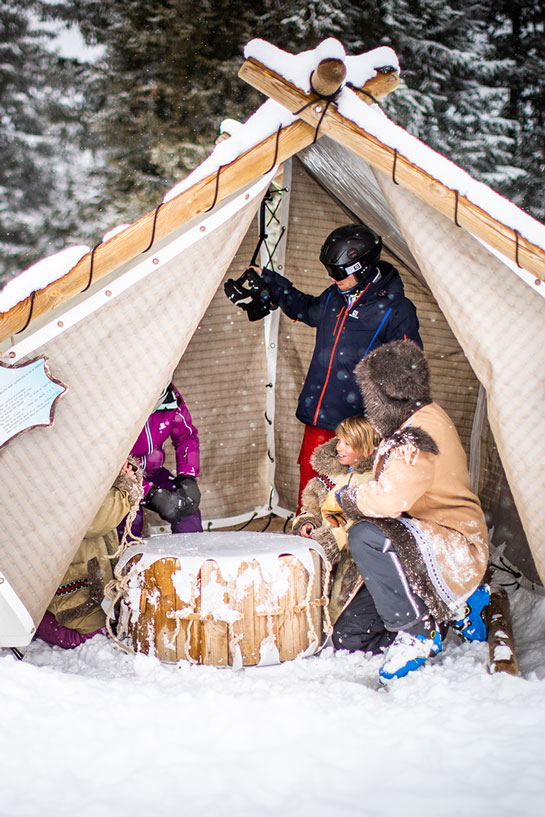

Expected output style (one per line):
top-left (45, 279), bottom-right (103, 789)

top-left (310, 438), bottom-right (341, 473)
top-left (375, 426), bottom-right (438, 479)
top-left (366, 517), bottom-right (452, 623)
top-left (300, 479), bottom-right (330, 513)
top-left (292, 514), bottom-right (322, 536)
top-left (386, 427), bottom-right (438, 456)
top-left (113, 470), bottom-right (144, 507)
top-left (56, 597), bottom-right (97, 626)
top-left (87, 557), bottom-right (105, 604)
top-left (311, 437), bottom-right (374, 476)
top-left (337, 486), bottom-right (367, 521)
top-left (310, 526), bottom-right (342, 567)
top-left (335, 559), bottom-right (363, 618)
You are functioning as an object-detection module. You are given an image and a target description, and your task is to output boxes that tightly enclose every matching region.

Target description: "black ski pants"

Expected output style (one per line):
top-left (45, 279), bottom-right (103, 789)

top-left (335, 520), bottom-right (430, 651)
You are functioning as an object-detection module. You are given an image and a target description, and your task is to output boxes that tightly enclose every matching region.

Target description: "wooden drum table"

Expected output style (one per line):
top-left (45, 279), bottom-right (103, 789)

top-left (115, 531), bottom-right (330, 667)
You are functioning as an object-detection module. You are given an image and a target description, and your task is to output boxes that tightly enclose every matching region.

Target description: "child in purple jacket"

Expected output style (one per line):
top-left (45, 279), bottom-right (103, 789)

top-left (130, 382), bottom-right (202, 534)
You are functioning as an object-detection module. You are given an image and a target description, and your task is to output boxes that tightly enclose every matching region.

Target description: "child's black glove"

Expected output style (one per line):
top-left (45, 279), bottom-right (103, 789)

top-left (144, 484), bottom-right (195, 523)
top-left (174, 474), bottom-right (201, 513)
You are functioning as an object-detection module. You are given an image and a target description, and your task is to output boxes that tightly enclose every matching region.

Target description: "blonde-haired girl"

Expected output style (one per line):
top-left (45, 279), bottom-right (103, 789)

top-left (292, 416), bottom-right (383, 637)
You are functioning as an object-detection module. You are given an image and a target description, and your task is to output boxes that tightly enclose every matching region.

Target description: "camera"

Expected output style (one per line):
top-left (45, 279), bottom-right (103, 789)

top-left (224, 267), bottom-right (278, 322)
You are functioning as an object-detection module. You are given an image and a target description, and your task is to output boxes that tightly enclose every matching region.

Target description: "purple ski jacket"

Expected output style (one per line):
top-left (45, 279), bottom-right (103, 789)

top-left (130, 383), bottom-right (200, 494)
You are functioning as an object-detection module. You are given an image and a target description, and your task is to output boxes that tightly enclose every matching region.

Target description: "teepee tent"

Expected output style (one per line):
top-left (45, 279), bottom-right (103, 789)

top-left (1, 38), bottom-right (544, 648)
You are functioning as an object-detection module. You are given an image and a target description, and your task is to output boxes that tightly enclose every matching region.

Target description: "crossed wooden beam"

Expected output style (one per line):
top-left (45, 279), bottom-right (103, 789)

top-left (1, 52), bottom-right (543, 344)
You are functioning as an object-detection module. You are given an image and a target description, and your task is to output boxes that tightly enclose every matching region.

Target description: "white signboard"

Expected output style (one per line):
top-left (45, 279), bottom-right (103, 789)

top-left (0, 357), bottom-right (67, 450)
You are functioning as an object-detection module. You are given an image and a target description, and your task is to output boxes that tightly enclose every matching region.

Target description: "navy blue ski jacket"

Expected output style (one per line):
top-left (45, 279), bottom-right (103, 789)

top-left (261, 262), bottom-right (422, 431)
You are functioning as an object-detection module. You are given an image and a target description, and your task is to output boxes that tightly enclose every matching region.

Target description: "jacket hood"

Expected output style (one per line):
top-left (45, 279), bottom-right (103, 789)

top-left (310, 437), bottom-right (374, 475)
top-left (354, 339), bottom-right (432, 438)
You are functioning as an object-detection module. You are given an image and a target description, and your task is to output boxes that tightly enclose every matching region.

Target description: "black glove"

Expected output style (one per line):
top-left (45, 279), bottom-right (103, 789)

top-left (143, 484), bottom-right (196, 524)
top-left (173, 474), bottom-right (201, 513)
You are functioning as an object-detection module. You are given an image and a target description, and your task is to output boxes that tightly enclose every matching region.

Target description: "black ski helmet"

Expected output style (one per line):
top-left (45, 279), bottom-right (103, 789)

top-left (319, 224), bottom-right (382, 283)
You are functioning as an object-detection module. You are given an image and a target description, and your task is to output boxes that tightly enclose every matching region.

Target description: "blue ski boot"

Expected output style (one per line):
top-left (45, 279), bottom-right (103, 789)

top-left (379, 627), bottom-right (443, 683)
top-left (451, 584), bottom-right (490, 642)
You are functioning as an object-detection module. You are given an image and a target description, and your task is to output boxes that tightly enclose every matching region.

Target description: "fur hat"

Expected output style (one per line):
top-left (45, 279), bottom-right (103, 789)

top-left (354, 340), bottom-right (432, 438)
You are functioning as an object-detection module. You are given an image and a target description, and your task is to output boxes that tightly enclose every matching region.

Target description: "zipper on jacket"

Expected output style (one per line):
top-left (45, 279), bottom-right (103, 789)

top-left (312, 286), bottom-right (370, 426)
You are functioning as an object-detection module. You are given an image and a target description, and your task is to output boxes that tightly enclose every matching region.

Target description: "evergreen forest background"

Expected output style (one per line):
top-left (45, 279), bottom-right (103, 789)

top-left (1, 0), bottom-right (544, 286)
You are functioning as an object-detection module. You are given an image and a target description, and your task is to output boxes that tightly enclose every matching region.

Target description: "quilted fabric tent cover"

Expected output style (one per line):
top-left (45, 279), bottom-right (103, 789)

top-left (1, 148), bottom-right (544, 640)
top-left (0, 180), bottom-right (270, 626)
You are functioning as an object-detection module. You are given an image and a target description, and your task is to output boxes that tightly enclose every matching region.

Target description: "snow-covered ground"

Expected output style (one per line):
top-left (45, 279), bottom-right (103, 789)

top-left (1, 583), bottom-right (545, 817)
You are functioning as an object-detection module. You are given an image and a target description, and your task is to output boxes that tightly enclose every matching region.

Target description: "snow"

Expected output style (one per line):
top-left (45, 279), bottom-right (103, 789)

top-left (334, 90), bottom-right (545, 248)
top-left (1, 583), bottom-right (545, 817)
top-left (163, 100), bottom-right (295, 203)
top-left (0, 245), bottom-right (89, 314)
top-left (3, 38), bottom-right (544, 316)
top-left (244, 38), bottom-right (399, 94)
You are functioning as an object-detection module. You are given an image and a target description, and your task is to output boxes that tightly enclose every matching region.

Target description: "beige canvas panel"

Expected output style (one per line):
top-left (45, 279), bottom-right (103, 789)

top-left (168, 214), bottom-right (270, 522)
top-left (375, 168), bottom-right (545, 584)
top-left (0, 186), bottom-right (266, 629)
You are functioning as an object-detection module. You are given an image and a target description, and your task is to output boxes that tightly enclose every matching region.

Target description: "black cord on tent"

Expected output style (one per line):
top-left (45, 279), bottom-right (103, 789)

top-left (292, 74), bottom-right (344, 145)
top-left (454, 190), bottom-right (461, 227)
top-left (236, 512), bottom-right (258, 531)
top-left (15, 290), bottom-right (35, 334)
top-left (10, 647), bottom-right (24, 660)
top-left (261, 513), bottom-right (273, 532)
top-left (141, 202), bottom-right (165, 253)
top-left (391, 148), bottom-right (400, 185)
top-left (283, 515), bottom-right (294, 533)
top-left (205, 166), bottom-right (222, 213)
top-left (263, 124), bottom-right (283, 175)
top-left (345, 83), bottom-right (379, 105)
top-left (81, 242), bottom-right (100, 293)
top-left (514, 229), bottom-right (522, 268)
top-left (489, 555), bottom-right (523, 590)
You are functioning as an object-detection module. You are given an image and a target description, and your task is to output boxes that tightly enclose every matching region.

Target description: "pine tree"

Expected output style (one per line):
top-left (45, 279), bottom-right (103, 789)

top-left (45, 0), bottom-right (269, 223)
top-left (361, 1), bottom-right (516, 187)
top-left (0, 1), bottom-right (106, 284)
top-left (486, 0), bottom-right (545, 220)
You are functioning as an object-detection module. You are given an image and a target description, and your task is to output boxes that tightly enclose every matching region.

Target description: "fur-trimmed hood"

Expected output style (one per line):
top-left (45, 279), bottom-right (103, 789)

top-left (354, 339), bottom-right (432, 438)
top-left (310, 437), bottom-right (374, 477)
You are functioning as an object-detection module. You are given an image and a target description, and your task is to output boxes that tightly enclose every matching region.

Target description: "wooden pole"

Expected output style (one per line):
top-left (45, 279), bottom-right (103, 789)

top-left (310, 58), bottom-right (347, 97)
top-left (0, 55), bottom-right (401, 344)
top-left (238, 57), bottom-right (545, 284)
top-left (0, 119), bottom-right (314, 343)
top-left (486, 586), bottom-right (519, 676)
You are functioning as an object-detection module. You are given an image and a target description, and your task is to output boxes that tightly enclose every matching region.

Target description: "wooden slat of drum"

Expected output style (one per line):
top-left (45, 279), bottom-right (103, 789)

top-left (176, 564), bottom-right (202, 664)
top-left (309, 551), bottom-right (323, 639)
top-left (254, 559), bottom-right (274, 662)
top-left (276, 555), bottom-right (306, 662)
top-left (296, 555), bottom-right (313, 659)
top-left (134, 572), bottom-right (149, 655)
top-left (200, 560), bottom-right (229, 666)
top-left (278, 556), bottom-right (298, 662)
top-left (122, 556), bottom-right (147, 655)
top-left (151, 558), bottom-right (179, 663)
top-left (233, 561), bottom-right (260, 666)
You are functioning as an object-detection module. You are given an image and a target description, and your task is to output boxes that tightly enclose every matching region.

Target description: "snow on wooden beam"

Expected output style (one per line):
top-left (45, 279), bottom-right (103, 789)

top-left (240, 57), bottom-right (545, 284)
top-left (0, 120), bottom-right (314, 343)
top-left (240, 56), bottom-right (399, 106)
